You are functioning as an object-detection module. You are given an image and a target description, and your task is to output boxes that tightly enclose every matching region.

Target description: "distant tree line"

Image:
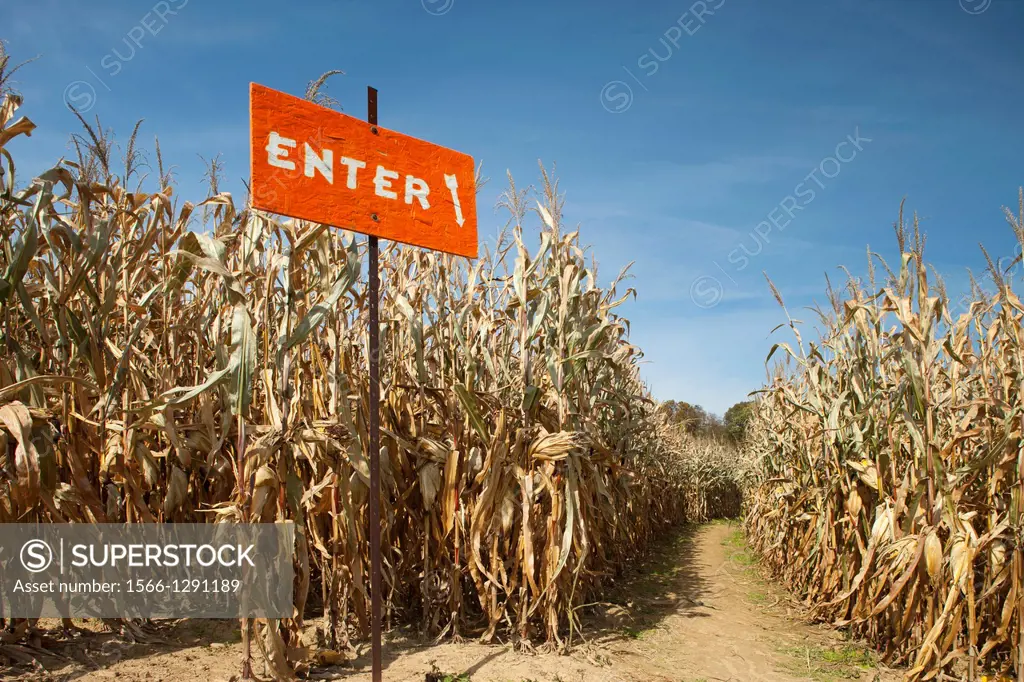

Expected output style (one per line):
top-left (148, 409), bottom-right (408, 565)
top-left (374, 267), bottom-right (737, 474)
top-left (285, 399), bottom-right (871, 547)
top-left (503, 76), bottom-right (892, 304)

top-left (658, 399), bottom-right (754, 444)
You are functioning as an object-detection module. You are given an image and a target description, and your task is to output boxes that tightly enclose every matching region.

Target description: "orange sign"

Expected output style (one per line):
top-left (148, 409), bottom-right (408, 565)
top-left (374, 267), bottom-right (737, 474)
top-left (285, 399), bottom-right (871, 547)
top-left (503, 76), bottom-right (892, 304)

top-left (249, 83), bottom-right (478, 258)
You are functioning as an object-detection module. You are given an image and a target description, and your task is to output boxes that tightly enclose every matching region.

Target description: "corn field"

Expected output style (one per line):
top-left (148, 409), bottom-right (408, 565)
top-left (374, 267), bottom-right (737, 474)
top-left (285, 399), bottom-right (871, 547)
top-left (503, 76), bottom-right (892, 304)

top-left (0, 70), bottom-right (743, 677)
top-left (745, 205), bottom-right (1024, 681)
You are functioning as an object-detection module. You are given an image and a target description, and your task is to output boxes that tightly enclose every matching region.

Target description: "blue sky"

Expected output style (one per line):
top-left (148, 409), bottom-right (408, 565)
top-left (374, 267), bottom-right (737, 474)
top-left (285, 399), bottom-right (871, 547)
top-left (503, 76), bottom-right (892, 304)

top-left (3, 0), bottom-right (1023, 415)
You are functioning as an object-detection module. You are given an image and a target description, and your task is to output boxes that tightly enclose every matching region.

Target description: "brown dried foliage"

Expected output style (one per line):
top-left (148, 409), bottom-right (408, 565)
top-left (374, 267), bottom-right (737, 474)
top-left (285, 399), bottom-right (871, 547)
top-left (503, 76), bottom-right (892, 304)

top-left (746, 205), bottom-right (1024, 681)
top-left (0, 89), bottom-right (742, 677)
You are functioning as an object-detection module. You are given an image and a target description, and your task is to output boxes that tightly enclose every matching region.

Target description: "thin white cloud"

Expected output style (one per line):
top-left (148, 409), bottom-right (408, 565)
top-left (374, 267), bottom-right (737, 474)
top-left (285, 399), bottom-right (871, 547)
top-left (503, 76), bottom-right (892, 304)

top-left (620, 155), bottom-right (814, 203)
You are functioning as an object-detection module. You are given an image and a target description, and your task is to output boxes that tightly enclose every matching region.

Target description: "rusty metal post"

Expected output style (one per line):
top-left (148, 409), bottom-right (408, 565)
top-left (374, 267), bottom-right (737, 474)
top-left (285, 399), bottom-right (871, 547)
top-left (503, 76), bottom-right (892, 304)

top-left (366, 85), bottom-right (383, 682)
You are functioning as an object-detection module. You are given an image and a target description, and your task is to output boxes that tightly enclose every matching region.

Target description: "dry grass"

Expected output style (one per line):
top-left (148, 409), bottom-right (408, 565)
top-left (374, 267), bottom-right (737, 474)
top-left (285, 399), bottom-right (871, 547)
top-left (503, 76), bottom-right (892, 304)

top-left (745, 201), bottom-right (1024, 681)
top-left (0, 77), bottom-right (742, 678)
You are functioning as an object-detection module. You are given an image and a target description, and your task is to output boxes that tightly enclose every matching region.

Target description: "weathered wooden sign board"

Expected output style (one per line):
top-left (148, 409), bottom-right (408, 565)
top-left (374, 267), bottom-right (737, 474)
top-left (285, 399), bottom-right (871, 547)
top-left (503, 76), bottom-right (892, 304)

top-left (250, 83), bottom-right (477, 258)
top-left (249, 82), bottom-right (478, 682)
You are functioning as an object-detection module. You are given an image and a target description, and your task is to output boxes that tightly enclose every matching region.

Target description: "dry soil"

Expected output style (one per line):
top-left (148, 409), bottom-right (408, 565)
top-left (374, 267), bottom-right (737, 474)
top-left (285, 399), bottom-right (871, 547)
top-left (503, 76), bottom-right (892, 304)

top-left (2, 522), bottom-right (902, 682)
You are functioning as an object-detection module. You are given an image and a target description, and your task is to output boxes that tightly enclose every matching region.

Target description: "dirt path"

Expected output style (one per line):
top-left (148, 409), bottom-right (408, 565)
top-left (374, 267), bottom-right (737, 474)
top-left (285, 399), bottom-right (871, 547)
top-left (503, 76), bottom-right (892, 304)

top-left (7, 522), bottom-right (900, 682)
top-left (583, 522), bottom-right (898, 682)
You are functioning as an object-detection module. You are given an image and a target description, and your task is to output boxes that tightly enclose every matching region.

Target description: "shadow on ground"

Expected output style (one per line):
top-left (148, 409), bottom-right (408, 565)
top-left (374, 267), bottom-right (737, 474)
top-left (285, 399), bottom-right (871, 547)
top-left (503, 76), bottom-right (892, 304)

top-left (0, 618), bottom-right (242, 681)
top-left (338, 520), bottom-right (723, 679)
top-left (579, 522), bottom-right (716, 647)
top-left (0, 520), bottom-right (729, 681)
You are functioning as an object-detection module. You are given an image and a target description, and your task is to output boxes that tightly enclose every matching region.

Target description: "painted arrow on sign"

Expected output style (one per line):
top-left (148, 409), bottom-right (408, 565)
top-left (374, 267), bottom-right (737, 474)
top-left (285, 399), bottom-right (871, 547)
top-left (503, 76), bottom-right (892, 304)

top-left (250, 83), bottom-right (478, 258)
